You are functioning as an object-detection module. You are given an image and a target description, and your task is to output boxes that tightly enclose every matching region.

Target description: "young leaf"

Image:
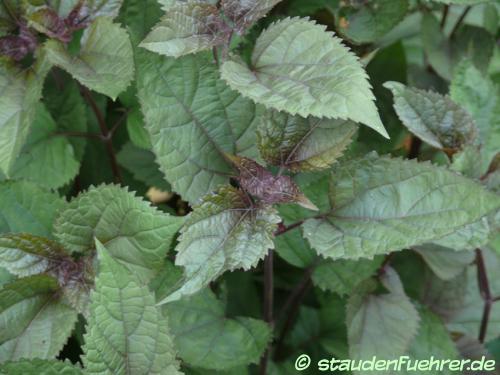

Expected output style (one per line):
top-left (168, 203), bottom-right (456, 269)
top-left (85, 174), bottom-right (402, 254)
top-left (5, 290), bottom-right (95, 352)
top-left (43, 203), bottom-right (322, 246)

top-left (336, 0), bottom-right (409, 44)
top-left (384, 81), bottom-right (477, 151)
top-left (0, 275), bottom-right (77, 362)
top-left (0, 359), bottom-right (84, 374)
top-left (25, 6), bottom-right (72, 42)
top-left (0, 181), bottom-right (66, 237)
top-left (303, 156), bottom-right (500, 260)
top-left (220, 17), bottom-right (389, 138)
top-left (137, 50), bottom-right (262, 203)
top-left (9, 103), bottom-right (80, 189)
top-left (450, 61), bottom-right (500, 165)
top-left (0, 233), bottom-right (66, 277)
top-left (162, 186), bottom-right (280, 303)
top-left (312, 256), bottom-right (383, 296)
top-left (163, 288), bottom-right (271, 370)
top-left (82, 241), bottom-right (181, 374)
top-left (118, 0), bottom-right (163, 44)
top-left (81, 0), bottom-right (124, 20)
top-left (227, 155), bottom-right (317, 209)
top-left (140, 2), bottom-right (230, 58)
top-left (346, 267), bottom-right (420, 364)
top-left (257, 110), bottom-right (357, 171)
top-left (221, 0), bottom-right (282, 33)
top-left (0, 53), bottom-right (52, 176)
top-left (54, 184), bottom-right (184, 282)
top-left (45, 17), bottom-right (134, 100)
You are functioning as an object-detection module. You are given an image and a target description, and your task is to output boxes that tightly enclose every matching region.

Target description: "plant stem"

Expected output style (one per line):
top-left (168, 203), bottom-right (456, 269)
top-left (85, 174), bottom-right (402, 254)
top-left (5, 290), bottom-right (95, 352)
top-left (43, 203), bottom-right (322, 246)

top-left (408, 137), bottom-right (422, 159)
top-left (475, 248), bottom-right (492, 343)
top-left (274, 220), bottom-right (304, 236)
top-left (80, 87), bottom-right (123, 184)
top-left (274, 265), bottom-right (315, 360)
top-left (259, 250), bottom-right (274, 375)
top-left (450, 6), bottom-right (471, 39)
top-left (440, 5), bottom-right (449, 29)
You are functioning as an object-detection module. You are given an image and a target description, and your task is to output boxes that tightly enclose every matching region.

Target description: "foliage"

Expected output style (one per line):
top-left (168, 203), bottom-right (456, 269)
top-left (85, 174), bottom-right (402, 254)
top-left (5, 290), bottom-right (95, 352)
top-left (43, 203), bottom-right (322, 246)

top-left (0, 0), bottom-right (499, 373)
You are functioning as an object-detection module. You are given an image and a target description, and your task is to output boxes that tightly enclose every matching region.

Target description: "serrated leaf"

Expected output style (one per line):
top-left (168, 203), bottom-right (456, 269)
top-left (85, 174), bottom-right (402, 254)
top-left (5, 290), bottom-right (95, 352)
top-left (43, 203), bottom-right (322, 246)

top-left (137, 50), bottom-right (263, 203)
top-left (450, 145), bottom-right (487, 179)
top-left (0, 53), bottom-right (52, 175)
top-left (220, 17), bottom-right (388, 138)
top-left (337, 0), bottom-right (409, 44)
top-left (9, 103), bottom-right (79, 189)
top-left (140, 2), bottom-right (229, 58)
top-left (0, 181), bottom-right (66, 237)
top-left (414, 244), bottom-right (474, 280)
top-left (0, 359), bottom-right (83, 374)
top-left (303, 156), bottom-right (500, 260)
top-left (0, 275), bottom-right (77, 363)
top-left (44, 17), bottom-right (134, 100)
top-left (162, 186), bottom-right (280, 303)
top-left (125, 106), bottom-right (152, 149)
top-left (25, 6), bottom-right (72, 42)
top-left (258, 110), bottom-right (358, 172)
top-left (346, 267), bottom-right (420, 368)
top-left (384, 81), bottom-right (477, 150)
top-left (450, 60), bottom-right (500, 165)
top-left (221, 0), bottom-right (282, 33)
top-left (163, 288), bottom-right (271, 370)
top-left (54, 184), bottom-right (184, 282)
top-left (82, 241), bottom-right (181, 374)
top-left (117, 142), bottom-right (170, 191)
top-left (0, 233), bottom-right (66, 277)
top-left (312, 256), bottom-right (383, 296)
top-left (402, 306), bottom-right (459, 375)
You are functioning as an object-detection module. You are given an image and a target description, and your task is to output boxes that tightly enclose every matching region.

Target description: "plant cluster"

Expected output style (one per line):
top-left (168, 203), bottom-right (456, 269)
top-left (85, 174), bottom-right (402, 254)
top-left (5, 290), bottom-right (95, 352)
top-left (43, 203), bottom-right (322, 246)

top-left (0, 0), bottom-right (499, 374)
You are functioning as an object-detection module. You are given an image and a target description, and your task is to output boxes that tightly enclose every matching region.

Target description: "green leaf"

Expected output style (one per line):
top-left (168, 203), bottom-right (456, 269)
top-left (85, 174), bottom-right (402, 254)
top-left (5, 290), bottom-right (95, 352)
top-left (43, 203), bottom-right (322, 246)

top-left (162, 186), bottom-right (280, 303)
top-left (430, 0), bottom-right (491, 6)
top-left (337, 0), bottom-right (409, 44)
top-left (450, 145), bottom-right (487, 179)
top-left (414, 244), bottom-right (474, 280)
top-left (450, 60), bottom-right (500, 165)
top-left (0, 181), bottom-right (66, 237)
top-left (0, 53), bottom-right (52, 175)
top-left (402, 306), bottom-right (459, 375)
top-left (384, 81), bottom-right (477, 150)
top-left (140, 2), bottom-right (229, 58)
top-left (125, 106), bottom-right (152, 149)
top-left (312, 256), bottom-right (383, 296)
top-left (137, 50), bottom-right (263, 203)
top-left (257, 110), bottom-right (358, 172)
top-left (448, 248), bottom-right (500, 342)
top-left (118, 0), bottom-right (162, 44)
top-left (54, 184), bottom-right (184, 282)
top-left (0, 359), bottom-right (84, 374)
top-left (221, 0), bottom-right (282, 33)
top-left (163, 288), bottom-right (271, 370)
top-left (220, 17), bottom-right (389, 138)
top-left (44, 77), bottom-right (88, 161)
top-left (44, 17), bottom-right (134, 100)
top-left (9, 103), bottom-right (79, 189)
top-left (346, 267), bottom-right (420, 366)
top-left (0, 233), bottom-right (66, 277)
top-left (117, 142), bottom-right (170, 191)
top-left (82, 241), bottom-right (181, 374)
top-left (0, 275), bottom-right (77, 363)
top-left (82, 0), bottom-right (124, 20)
top-left (303, 156), bottom-right (500, 260)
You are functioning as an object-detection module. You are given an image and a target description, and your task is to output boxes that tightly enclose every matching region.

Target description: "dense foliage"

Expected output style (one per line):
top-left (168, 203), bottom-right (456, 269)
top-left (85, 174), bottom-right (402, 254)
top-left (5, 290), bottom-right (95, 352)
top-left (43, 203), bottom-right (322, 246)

top-left (0, 0), bottom-right (499, 374)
